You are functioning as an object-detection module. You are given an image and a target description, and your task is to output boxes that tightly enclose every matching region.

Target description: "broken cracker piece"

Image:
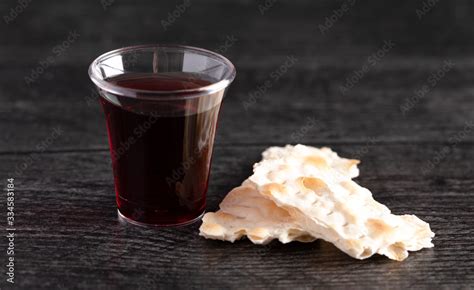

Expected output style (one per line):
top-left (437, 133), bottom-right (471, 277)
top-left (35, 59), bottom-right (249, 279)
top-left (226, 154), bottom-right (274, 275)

top-left (199, 144), bottom-right (434, 261)
top-left (199, 183), bottom-right (315, 244)
top-left (259, 177), bottom-right (434, 261)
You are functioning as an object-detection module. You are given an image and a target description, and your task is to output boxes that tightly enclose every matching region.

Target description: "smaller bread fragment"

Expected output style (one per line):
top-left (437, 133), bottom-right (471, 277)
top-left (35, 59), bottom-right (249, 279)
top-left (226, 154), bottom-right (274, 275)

top-left (200, 182), bottom-right (315, 244)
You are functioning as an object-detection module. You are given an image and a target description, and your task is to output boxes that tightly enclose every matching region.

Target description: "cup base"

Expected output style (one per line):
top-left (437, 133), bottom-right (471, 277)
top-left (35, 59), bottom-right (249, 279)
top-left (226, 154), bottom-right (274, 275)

top-left (117, 209), bottom-right (205, 228)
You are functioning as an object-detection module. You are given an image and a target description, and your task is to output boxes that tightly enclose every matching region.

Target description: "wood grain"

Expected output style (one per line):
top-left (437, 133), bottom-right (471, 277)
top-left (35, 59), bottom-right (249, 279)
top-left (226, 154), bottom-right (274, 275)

top-left (0, 0), bottom-right (473, 288)
top-left (0, 144), bottom-right (473, 288)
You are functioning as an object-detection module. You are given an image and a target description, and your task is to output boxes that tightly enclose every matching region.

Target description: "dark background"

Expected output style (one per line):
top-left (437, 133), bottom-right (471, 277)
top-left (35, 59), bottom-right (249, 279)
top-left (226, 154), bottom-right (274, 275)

top-left (0, 0), bottom-right (473, 288)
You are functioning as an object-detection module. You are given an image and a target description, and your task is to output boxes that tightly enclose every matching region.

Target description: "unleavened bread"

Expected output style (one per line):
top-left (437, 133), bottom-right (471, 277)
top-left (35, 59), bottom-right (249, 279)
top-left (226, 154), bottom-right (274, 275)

top-left (199, 145), bottom-right (434, 261)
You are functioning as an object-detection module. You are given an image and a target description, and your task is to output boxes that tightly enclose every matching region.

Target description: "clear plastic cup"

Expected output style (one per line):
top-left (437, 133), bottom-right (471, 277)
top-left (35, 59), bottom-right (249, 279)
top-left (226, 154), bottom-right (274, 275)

top-left (88, 44), bottom-right (236, 226)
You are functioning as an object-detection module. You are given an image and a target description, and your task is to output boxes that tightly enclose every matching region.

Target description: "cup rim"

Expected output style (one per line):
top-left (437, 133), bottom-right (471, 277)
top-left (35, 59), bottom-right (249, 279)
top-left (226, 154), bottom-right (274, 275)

top-left (88, 44), bottom-right (236, 100)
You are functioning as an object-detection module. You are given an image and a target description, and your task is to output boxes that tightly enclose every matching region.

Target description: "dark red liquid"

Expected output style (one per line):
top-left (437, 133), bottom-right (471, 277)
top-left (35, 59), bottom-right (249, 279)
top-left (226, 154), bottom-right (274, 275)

top-left (100, 73), bottom-right (221, 225)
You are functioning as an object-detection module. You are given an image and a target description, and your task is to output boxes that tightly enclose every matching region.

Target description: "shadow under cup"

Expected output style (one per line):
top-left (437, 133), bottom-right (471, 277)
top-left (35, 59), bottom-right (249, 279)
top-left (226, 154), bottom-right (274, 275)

top-left (88, 45), bottom-right (236, 226)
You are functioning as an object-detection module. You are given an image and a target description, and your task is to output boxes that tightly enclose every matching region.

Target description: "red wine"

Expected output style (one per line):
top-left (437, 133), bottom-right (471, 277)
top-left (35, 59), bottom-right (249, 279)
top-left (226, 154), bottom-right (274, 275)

top-left (100, 73), bottom-right (221, 225)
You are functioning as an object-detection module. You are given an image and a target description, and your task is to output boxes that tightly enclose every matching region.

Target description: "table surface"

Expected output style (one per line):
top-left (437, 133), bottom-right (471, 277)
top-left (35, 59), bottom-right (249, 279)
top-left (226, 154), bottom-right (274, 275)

top-left (1, 0), bottom-right (473, 289)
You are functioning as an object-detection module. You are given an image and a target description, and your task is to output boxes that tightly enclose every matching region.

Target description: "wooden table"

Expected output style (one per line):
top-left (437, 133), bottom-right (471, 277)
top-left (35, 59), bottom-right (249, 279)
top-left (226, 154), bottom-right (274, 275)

top-left (0, 0), bottom-right (473, 288)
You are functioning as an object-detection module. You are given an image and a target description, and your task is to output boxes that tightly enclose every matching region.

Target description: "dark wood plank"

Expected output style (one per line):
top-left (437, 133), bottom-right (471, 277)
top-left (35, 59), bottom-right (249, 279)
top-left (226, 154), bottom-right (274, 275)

top-left (1, 144), bottom-right (473, 288)
top-left (0, 1), bottom-right (473, 152)
top-left (0, 60), bottom-right (473, 152)
top-left (1, 0), bottom-right (473, 152)
top-left (1, 0), bottom-right (473, 288)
